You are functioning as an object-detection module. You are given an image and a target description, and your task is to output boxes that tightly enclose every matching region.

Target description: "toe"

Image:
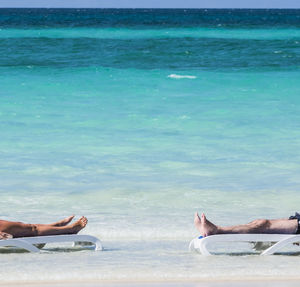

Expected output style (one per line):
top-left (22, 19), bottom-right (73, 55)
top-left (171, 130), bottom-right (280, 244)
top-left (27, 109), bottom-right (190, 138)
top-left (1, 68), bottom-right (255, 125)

top-left (194, 212), bottom-right (201, 223)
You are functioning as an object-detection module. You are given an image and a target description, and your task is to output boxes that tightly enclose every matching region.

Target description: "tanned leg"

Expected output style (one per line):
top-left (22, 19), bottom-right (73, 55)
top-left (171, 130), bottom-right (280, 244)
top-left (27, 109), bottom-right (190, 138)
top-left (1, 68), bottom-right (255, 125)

top-left (194, 212), bottom-right (298, 237)
top-left (29, 216), bottom-right (75, 228)
top-left (0, 217), bottom-right (88, 238)
top-left (34, 216), bottom-right (87, 236)
top-left (49, 215), bottom-right (75, 227)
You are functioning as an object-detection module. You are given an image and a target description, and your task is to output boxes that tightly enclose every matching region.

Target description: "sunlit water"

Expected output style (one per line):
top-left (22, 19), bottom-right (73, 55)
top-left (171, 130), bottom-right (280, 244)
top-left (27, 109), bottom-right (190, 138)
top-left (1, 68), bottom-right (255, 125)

top-left (1, 8), bottom-right (300, 284)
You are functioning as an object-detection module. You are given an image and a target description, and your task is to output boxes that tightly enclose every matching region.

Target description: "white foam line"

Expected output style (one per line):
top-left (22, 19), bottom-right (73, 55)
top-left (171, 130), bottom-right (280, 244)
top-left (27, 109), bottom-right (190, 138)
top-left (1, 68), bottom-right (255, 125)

top-left (168, 74), bottom-right (197, 79)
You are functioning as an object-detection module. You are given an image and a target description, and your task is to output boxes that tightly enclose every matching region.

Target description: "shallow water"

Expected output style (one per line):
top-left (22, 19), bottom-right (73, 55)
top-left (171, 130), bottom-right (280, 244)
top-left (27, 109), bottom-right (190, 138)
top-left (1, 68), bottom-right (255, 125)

top-left (1, 8), bottom-right (300, 283)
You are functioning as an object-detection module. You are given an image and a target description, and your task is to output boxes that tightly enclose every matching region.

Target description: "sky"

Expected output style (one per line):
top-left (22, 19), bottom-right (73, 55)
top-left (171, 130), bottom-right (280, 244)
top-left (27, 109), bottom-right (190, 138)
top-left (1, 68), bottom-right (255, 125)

top-left (0, 0), bottom-right (300, 9)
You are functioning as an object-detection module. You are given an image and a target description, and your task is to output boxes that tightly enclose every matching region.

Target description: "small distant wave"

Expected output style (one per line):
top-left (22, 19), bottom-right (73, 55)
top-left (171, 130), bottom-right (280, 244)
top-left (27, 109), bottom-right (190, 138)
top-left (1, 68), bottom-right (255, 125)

top-left (1, 27), bottom-right (299, 40)
top-left (168, 74), bottom-right (197, 79)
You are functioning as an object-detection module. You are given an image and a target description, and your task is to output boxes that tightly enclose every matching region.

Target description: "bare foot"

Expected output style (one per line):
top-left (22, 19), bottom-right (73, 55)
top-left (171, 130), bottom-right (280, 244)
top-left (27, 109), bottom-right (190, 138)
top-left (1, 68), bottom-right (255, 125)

top-left (71, 216), bottom-right (88, 234)
top-left (52, 215), bottom-right (75, 227)
top-left (194, 212), bottom-right (218, 237)
top-left (0, 231), bottom-right (13, 240)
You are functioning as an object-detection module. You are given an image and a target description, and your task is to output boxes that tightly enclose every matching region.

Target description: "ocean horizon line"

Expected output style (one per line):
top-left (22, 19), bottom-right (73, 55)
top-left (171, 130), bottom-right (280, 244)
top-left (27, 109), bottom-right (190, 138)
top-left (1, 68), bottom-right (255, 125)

top-left (1, 7), bottom-right (300, 10)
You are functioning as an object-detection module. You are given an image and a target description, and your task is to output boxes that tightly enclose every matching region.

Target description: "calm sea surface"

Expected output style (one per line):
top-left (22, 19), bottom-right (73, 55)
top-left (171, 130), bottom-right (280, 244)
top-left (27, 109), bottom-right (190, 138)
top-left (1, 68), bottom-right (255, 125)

top-left (1, 8), bottom-right (300, 283)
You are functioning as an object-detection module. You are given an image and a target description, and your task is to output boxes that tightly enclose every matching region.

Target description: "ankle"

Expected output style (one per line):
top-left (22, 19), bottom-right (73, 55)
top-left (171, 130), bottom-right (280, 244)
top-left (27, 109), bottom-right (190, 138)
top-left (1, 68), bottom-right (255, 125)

top-left (215, 226), bottom-right (223, 235)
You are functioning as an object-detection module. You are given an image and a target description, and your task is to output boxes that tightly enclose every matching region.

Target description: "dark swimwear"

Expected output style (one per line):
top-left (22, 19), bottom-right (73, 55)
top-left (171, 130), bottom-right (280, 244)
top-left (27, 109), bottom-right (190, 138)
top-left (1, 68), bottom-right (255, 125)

top-left (289, 212), bottom-right (300, 234)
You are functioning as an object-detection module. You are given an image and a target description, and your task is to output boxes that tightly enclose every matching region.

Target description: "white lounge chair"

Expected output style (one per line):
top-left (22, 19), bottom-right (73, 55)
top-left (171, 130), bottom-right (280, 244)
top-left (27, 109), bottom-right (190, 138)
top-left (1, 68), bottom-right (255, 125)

top-left (189, 234), bottom-right (300, 255)
top-left (0, 234), bottom-right (102, 253)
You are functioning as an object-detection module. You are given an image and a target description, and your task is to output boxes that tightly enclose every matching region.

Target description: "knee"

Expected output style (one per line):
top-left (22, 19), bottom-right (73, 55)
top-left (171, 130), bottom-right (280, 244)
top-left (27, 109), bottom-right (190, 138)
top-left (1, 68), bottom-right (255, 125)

top-left (30, 224), bottom-right (39, 236)
top-left (250, 219), bottom-right (270, 228)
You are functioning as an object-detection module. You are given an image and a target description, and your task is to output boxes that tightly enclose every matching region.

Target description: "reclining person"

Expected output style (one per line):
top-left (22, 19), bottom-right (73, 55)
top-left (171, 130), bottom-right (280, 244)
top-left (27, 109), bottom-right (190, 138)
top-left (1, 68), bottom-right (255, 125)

top-left (194, 212), bottom-right (300, 237)
top-left (0, 215), bottom-right (87, 240)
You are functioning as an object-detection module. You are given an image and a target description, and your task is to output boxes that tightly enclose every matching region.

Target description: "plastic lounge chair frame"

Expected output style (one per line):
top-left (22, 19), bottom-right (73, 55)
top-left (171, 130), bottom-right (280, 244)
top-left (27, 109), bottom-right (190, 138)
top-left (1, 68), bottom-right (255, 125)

top-left (0, 234), bottom-right (102, 252)
top-left (189, 234), bottom-right (300, 255)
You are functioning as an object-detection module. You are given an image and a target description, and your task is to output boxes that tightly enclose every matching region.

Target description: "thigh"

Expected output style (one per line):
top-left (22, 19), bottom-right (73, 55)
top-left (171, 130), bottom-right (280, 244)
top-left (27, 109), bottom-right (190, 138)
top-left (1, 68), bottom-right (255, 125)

top-left (268, 219), bottom-right (298, 234)
top-left (0, 219), bottom-right (18, 232)
top-left (0, 220), bottom-right (35, 237)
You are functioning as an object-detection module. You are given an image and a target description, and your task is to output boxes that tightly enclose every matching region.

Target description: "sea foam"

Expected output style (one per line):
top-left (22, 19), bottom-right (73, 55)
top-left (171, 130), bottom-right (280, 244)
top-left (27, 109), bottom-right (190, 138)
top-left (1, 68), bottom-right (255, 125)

top-left (167, 74), bottom-right (197, 79)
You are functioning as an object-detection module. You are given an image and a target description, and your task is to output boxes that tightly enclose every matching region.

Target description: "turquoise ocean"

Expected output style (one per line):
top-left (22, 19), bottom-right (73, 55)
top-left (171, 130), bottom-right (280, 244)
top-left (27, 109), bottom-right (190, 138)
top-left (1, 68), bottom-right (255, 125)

top-left (1, 8), bottom-right (300, 284)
